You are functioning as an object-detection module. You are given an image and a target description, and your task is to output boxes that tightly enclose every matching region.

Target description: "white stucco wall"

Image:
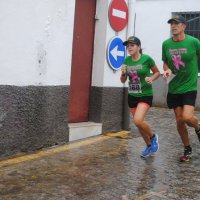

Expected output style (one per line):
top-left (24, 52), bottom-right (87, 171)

top-left (92, 0), bottom-right (130, 88)
top-left (92, 0), bottom-right (200, 87)
top-left (1, 0), bottom-right (199, 88)
top-left (135, 0), bottom-right (200, 73)
top-left (0, 0), bottom-right (75, 86)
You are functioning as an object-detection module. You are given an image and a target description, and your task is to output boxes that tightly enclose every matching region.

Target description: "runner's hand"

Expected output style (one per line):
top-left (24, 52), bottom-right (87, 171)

top-left (145, 77), bottom-right (153, 84)
top-left (163, 69), bottom-right (172, 79)
top-left (121, 65), bottom-right (126, 75)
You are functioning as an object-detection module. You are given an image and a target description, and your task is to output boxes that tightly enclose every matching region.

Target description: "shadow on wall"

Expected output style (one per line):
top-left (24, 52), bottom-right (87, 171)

top-left (152, 75), bottom-right (168, 108)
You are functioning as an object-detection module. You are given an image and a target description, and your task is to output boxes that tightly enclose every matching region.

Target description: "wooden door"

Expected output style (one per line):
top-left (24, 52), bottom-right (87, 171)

top-left (68, 0), bottom-right (96, 122)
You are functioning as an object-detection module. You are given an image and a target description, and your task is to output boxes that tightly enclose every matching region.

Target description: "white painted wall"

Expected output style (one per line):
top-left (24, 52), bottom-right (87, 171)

top-left (92, 0), bottom-right (130, 88)
top-left (92, 0), bottom-right (200, 87)
top-left (0, 0), bottom-right (75, 86)
top-left (92, 0), bottom-right (108, 88)
top-left (135, 0), bottom-right (200, 73)
top-left (1, 0), bottom-right (199, 88)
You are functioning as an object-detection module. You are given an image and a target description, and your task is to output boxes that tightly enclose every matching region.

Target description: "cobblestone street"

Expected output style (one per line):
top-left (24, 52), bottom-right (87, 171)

top-left (1, 107), bottom-right (200, 200)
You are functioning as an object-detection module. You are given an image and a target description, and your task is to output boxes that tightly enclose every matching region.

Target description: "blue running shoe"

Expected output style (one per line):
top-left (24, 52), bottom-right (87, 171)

top-left (141, 145), bottom-right (152, 158)
top-left (151, 134), bottom-right (159, 153)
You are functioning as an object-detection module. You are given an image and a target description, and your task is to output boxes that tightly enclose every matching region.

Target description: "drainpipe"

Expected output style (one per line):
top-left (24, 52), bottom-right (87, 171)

top-left (127, 0), bottom-right (136, 36)
top-left (122, 0), bottom-right (137, 130)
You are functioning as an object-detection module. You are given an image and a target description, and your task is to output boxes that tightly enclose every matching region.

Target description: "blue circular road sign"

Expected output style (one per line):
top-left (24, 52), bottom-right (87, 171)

top-left (107, 36), bottom-right (126, 70)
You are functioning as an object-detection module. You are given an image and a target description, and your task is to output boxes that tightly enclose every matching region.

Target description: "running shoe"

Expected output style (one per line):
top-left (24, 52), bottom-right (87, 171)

top-left (150, 134), bottom-right (159, 153)
top-left (180, 146), bottom-right (192, 162)
top-left (141, 145), bottom-right (152, 158)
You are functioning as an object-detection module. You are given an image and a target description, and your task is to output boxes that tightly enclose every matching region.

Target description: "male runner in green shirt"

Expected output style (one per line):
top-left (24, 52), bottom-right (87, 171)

top-left (162, 15), bottom-right (200, 162)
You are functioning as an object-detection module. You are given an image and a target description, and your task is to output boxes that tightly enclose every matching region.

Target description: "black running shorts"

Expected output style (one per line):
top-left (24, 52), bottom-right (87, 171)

top-left (167, 91), bottom-right (197, 109)
top-left (128, 95), bottom-right (153, 109)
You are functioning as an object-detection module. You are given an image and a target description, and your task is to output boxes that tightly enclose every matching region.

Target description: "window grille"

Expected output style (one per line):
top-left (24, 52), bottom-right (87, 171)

top-left (174, 12), bottom-right (200, 39)
top-left (173, 12), bottom-right (200, 72)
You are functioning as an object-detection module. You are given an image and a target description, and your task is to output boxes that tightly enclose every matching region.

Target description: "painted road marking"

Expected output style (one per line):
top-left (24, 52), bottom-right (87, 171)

top-left (135, 190), bottom-right (167, 200)
top-left (0, 131), bottom-right (129, 168)
top-left (104, 131), bottom-right (131, 139)
top-left (112, 8), bottom-right (126, 19)
top-left (104, 131), bottom-right (129, 137)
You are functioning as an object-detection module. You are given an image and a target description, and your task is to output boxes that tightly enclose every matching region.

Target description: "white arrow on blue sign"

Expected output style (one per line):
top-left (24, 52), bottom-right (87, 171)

top-left (107, 36), bottom-right (126, 70)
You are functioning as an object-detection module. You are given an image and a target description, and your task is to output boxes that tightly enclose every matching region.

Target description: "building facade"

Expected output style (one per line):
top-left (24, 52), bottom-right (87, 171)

top-left (0, 0), bottom-right (200, 157)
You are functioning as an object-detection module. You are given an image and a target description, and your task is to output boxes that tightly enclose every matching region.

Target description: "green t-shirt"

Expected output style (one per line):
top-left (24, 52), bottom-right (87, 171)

top-left (162, 34), bottom-right (200, 94)
top-left (123, 54), bottom-right (156, 97)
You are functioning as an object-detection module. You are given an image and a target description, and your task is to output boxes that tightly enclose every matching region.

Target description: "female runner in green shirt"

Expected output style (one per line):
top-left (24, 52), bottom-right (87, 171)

top-left (120, 36), bottom-right (160, 158)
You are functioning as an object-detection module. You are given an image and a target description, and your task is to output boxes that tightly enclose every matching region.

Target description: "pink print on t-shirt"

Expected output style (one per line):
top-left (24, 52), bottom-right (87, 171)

top-left (129, 71), bottom-right (140, 83)
top-left (172, 55), bottom-right (185, 70)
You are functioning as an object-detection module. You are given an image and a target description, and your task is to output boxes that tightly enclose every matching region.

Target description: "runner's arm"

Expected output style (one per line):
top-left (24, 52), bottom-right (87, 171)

top-left (120, 64), bottom-right (127, 83)
top-left (145, 65), bottom-right (160, 84)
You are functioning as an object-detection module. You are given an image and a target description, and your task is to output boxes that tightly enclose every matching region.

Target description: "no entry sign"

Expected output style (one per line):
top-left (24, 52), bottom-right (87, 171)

top-left (108, 0), bottom-right (128, 32)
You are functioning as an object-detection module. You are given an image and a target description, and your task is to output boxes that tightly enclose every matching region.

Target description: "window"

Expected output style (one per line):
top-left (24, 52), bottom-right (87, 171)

top-left (173, 12), bottom-right (200, 72)
top-left (174, 12), bottom-right (200, 39)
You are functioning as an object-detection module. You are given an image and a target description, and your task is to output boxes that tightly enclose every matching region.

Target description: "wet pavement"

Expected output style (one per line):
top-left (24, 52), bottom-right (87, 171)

top-left (1, 107), bottom-right (200, 200)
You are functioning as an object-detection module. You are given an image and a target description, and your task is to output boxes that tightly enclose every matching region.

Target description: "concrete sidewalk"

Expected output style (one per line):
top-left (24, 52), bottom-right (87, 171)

top-left (1, 107), bottom-right (200, 200)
